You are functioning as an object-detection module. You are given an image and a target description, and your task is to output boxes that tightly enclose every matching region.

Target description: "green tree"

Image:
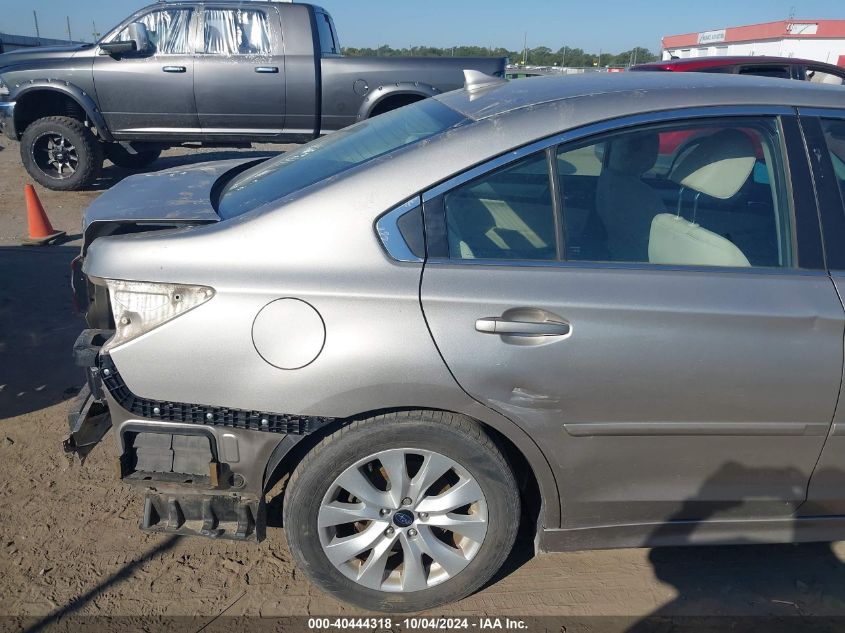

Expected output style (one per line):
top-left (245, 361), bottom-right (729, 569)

top-left (340, 44), bottom-right (659, 67)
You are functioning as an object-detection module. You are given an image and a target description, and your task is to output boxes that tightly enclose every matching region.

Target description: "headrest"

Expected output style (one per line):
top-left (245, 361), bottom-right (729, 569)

top-left (649, 213), bottom-right (751, 267)
top-left (670, 129), bottom-right (756, 199)
top-left (606, 131), bottom-right (659, 175)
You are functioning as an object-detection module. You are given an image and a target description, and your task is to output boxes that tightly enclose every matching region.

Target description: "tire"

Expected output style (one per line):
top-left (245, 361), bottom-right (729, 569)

top-left (20, 116), bottom-right (103, 191)
top-left (104, 144), bottom-right (162, 169)
top-left (283, 411), bottom-right (520, 612)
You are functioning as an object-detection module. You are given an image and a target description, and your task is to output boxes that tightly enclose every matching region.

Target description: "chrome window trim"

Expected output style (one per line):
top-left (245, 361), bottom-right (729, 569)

top-left (423, 105), bottom-right (795, 202)
top-left (797, 107), bottom-right (845, 119)
top-left (375, 197), bottom-right (424, 263)
top-left (424, 257), bottom-right (827, 277)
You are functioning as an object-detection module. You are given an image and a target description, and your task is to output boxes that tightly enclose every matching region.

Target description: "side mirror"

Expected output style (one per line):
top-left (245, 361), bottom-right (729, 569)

top-left (99, 22), bottom-right (150, 56)
top-left (127, 22), bottom-right (151, 54)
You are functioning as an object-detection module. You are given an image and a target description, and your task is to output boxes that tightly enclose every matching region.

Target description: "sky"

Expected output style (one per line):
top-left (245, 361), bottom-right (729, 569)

top-left (0, 0), bottom-right (843, 53)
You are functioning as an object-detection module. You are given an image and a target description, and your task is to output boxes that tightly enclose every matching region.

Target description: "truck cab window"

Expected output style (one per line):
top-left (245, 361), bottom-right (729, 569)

top-left (316, 12), bottom-right (340, 55)
top-left (203, 9), bottom-right (270, 55)
top-left (115, 9), bottom-right (192, 55)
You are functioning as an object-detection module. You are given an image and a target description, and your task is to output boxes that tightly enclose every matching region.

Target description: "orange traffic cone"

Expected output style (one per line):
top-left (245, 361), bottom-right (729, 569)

top-left (22, 184), bottom-right (65, 246)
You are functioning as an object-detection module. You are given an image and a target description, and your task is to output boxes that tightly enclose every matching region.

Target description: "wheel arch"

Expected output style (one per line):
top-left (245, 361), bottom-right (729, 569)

top-left (263, 406), bottom-right (561, 536)
top-left (356, 83), bottom-right (440, 121)
top-left (12, 83), bottom-right (113, 141)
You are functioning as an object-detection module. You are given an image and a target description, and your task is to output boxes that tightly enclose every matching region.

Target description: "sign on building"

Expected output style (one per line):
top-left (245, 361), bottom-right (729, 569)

top-left (697, 29), bottom-right (727, 45)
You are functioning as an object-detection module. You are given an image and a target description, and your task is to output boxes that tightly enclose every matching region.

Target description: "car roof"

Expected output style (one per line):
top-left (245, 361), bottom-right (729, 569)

top-left (436, 71), bottom-right (845, 124)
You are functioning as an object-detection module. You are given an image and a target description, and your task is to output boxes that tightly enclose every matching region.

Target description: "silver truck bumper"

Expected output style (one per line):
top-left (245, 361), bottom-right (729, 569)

top-left (0, 101), bottom-right (15, 140)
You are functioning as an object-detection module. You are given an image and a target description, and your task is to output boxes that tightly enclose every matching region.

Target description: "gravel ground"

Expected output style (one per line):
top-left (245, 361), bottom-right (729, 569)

top-left (2, 138), bottom-right (845, 632)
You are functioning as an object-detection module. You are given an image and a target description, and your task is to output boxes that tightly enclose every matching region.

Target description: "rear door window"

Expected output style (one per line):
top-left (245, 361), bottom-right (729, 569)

top-left (557, 118), bottom-right (794, 268)
top-left (203, 8), bottom-right (270, 55)
top-left (442, 152), bottom-right (558, 261)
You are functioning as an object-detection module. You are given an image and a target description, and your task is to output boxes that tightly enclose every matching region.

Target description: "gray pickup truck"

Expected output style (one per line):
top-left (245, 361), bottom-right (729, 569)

top-left (0, 1), bottom-right (506, 190)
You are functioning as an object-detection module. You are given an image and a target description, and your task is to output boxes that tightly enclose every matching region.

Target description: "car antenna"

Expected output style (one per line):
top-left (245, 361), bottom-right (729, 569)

top-left (463, 69), bottom-right (508, 91)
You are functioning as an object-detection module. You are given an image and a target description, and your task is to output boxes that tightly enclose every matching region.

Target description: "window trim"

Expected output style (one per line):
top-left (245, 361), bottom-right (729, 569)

top-left (422, 105), bottom-right (823, 273)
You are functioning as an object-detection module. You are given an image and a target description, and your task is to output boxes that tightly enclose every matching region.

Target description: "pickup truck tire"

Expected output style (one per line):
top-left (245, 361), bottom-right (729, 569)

top-left (282, 411), bottom-right (520, 612)
top-left (20, 116), bottom-right (103, 191)
top-left (104, 144), bottom-right (162, 169)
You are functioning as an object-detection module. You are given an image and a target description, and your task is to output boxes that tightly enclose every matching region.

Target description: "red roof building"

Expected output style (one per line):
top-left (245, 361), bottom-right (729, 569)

top-left (662, 20), bottom-right (845, 67)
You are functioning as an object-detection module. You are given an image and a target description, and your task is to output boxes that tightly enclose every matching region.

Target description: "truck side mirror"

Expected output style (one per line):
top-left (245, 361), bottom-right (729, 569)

top-left (100, 22), bottom-right (151, 56)
top-left (127, 22), bottom-right (151, 55)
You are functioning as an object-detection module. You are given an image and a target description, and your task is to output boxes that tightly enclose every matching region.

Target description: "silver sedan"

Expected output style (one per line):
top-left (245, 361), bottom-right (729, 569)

top-left (70, 71), bottom-right (845, 612)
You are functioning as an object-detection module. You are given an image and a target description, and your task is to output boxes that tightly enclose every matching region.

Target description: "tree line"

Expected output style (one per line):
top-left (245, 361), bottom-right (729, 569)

top-left (341, 45), bottom-right (659, 67)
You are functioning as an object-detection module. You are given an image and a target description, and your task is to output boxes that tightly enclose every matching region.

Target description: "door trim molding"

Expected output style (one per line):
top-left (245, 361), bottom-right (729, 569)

top-left (563, 421), bottom-right (830, 437)
top-left (540, 515), bottom-right (845, 552)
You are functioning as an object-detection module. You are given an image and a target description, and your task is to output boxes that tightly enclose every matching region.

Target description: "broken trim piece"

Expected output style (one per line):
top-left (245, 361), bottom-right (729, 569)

top-left (99, 355), bottom-right (334, 435)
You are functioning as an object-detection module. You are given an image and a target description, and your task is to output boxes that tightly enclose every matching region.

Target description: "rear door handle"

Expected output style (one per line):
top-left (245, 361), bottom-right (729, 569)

top-left (254, 66), bottom-right (279, 73)
top-left (475, 317), bottom-right (570, 337)
top-left (162, 66), bottom-right (186, 73)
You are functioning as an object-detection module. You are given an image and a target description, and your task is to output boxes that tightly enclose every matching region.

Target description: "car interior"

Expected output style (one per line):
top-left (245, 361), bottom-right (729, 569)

top-left (564, 123), bottom-right (790, 268)
top-left (444, 120), bottom-right (791, 269)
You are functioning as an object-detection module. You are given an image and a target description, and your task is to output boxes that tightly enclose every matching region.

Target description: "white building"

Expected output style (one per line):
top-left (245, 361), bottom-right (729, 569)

top-left (662, 20), bottom-right (845, 66)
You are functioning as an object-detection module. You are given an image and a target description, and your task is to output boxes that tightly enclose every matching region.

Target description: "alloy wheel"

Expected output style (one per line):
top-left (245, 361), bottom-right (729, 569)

top-left (317, 448), bottom-right (488, 592)
top-left (32, 132), bottom-right (79, 179)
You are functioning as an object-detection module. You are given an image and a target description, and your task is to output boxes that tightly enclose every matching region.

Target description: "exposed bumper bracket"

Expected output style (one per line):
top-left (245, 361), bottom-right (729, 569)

top-left (65, 329), bottom-right (115, 459)
top-left (141, 492), bottom-right (264, 542)
top-left (64, 383), bottom-right (112, 460)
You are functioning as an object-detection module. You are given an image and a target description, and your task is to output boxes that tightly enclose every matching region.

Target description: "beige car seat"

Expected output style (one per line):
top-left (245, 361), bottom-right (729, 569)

top-left (649, 129), bottom-right (756, 267)
top-left (595, 131), bottom-right (665, 262)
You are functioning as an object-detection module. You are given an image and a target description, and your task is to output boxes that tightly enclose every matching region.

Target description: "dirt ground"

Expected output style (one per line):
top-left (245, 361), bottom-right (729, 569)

top-left (2, 138), bottom-right (845, 632)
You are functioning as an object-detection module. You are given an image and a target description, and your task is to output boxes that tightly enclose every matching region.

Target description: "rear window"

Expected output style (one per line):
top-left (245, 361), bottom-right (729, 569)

top-left (218, 99), bottom-right (467, 219)
top-left (316, 11), bottom-right (340, 55)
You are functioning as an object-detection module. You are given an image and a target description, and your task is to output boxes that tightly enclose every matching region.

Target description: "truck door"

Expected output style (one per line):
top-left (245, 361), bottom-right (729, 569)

top-left (420, 112), bottom-right (844, 530)
top-left (193, 5), bottom-right (286, 135)
top-left (93, 7), bottom-right (198, 135)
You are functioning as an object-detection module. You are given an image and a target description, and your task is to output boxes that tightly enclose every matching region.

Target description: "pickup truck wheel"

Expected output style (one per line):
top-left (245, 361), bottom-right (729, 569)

top-left (105, 144), bottom-right (162, 169)
top-left (282, 411), bottom-right (520, 612)
top-left (20, 116), bottom-right (103, 191)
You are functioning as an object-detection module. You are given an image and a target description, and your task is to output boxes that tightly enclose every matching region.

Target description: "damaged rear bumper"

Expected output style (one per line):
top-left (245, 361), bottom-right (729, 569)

top-left (66, 330), bottom-right (297, 542)
top-left (67, 328), bottom-right (331, 542)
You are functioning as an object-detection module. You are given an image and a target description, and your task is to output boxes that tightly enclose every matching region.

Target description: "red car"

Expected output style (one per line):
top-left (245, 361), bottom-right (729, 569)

top-left (631, 55), bottom-right (845, 84)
